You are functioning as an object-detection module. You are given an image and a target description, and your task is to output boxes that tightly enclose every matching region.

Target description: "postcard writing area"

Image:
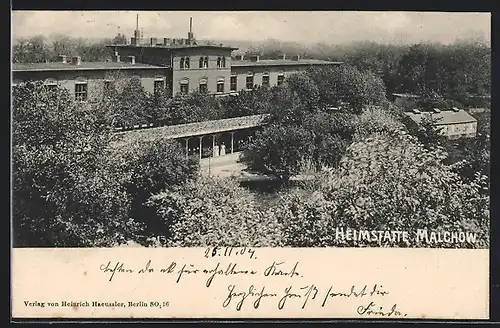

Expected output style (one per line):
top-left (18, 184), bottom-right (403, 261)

top-left (11, 248), bottom-right (489, 319)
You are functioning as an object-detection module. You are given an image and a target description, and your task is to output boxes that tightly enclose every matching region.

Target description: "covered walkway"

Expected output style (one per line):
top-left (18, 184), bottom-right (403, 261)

top-left (113, 114), bottom-right (269, 160)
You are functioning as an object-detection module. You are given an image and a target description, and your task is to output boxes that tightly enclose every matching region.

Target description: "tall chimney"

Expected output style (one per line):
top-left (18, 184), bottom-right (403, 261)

top-left (188, 17), bottom-right (194, 44)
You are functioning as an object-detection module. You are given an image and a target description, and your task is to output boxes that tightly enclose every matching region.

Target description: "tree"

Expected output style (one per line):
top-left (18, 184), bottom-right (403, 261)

top-left (118, 137), bottom-right (200, 244)
top-left (147, 177), bottom-right (283, 247)
top-left (111, 33), bottom-right (127, 45)
top-left (405, 112), bottom-right (448, 150)
top-left (307, 65), bottom-right (387, 114)
top-left (243, 124), bottom-right (315, 182)
top-left (12, 82), bottom-right (140, 247)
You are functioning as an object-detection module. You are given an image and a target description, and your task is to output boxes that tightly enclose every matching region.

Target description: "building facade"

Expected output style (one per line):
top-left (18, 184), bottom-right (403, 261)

top-left (12, 56), bottom-right (170, 101)
top-left (12, 18), bottom-right (342, 100)
top-left (404, 108), bottom-right (478, 139)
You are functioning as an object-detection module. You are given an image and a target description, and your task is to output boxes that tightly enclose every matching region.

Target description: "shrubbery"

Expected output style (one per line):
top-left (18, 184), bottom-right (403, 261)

top-left (147, 178), bottom-right (283, 247)
top-left (277, 131), bottom-right (489, 248)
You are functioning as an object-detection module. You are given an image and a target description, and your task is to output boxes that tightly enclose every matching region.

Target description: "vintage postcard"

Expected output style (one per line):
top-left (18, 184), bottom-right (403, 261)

top-left (11, 10), bottom-right (491, 321)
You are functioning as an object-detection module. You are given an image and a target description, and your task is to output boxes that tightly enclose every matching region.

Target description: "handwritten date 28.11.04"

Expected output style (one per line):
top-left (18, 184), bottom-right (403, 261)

top-left (205, 247), bottom-right (257, 260)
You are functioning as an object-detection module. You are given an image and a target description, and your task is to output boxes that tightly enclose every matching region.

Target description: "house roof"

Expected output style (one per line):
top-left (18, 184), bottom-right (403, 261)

top-left (231, 59), bottom-right (342, 67)
top-left (404, 110), bottom-right (477, 125)
top-left (110, 44), bottom-right (239, 51)
top-left (12, 61), bottom-right (165, 72)
top-left (111, 114), bottom-right (269, 148)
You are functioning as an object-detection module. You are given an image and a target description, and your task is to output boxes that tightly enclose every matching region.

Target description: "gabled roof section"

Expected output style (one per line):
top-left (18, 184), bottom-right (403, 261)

top-left (404, 109), bottom-right (477, 125)
top-left (12, 61), bottom-right (165, 72)
top-left (231, 59), bottom-right (342, 67)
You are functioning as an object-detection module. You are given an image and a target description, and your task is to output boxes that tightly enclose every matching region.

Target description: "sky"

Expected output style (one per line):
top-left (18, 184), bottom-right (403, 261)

top-left (11, 11), bottom-right (491, 45)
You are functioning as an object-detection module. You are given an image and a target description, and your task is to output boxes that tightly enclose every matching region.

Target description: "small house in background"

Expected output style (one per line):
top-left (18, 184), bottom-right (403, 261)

top-left (404, 108), bottom-right (477, 140)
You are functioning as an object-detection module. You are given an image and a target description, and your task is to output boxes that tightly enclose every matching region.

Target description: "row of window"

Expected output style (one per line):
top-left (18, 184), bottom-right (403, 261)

top-left (38, 78), bottom-right (167, 102)
top-left (179, 56), bottom-right (227, 70)
top-left (179, 73), bottom-right (286, 94)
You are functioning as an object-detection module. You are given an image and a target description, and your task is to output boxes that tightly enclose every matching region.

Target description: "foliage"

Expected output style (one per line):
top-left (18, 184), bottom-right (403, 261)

top-left (147, 178), bottom-right (283, 247)
top-left (352, 106), bottom-right (403, 141)
top-left (307, 65), bottom-right (388, 114)
top-left (12, 82), bottom-right (140, 247)
top-left (168, 91), bottom-right (224, 124)
top-left (118, 137), bottom-right (200, 244)
top-left (277, 131), bottom-right (489, 248)
top-left (404, 112), bottom-right (448, 150)
top-left (12, 34), bottom-right (116, 63)
top-left (243, 124), bottom-right (316, 181)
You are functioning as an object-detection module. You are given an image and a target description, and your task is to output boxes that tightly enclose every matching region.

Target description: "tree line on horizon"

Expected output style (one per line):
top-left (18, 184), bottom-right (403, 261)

top-left (12, 34), bottom-right (491, 105)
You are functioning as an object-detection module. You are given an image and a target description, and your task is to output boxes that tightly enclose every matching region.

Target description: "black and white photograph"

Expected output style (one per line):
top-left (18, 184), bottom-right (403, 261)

top-left (12, 10), bottom-right (490, 249)
top-left (10, 10), bottom-right (492, 321)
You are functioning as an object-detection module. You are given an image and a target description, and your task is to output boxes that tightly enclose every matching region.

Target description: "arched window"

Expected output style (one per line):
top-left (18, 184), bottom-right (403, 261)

top-left (216, 77), bottom-right (225, 93)
top-left (44, 78), bottom-right (58, 91)
top-left (262, 72), bottom-right (270, 87)
top-left (75, 77), bottom-right (88, 101)
top-left (180, 57), bottom-right (185, 69)
top-left (180, 78), bottom-right (189, 94)
top-left (203, 56), bottom-right (208, 68)
top-left (222, 57), bottom-right (226, 68)
top-left (154, 76), bottom-right (165, 94)
top-left (199, 78), bottom-right (208, 93)
top-left (199, 57), bottom-right (204, 68)
top-left (277, 71), bottom-right (285, 86)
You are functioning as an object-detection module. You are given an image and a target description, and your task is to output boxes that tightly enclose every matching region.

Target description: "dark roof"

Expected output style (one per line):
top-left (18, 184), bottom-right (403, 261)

top-left (404, 110), bottom-right (477, 125)
top-left (12, 61), bottom-right (165, 72)
top-left (111, 114), bottom-right (269, 148)
top-left (110, 44), bottom-right (238, 51)
top-left (231, 59), bottom-right (342, 67)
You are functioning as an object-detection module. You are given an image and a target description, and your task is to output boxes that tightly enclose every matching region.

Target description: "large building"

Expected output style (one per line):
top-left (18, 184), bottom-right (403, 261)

top-left (12, 16), bottom-right (342, 101)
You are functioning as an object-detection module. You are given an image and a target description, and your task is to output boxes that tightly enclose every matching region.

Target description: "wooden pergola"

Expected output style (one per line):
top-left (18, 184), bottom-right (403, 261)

top-left (112, 114), bottom-right (269, 159)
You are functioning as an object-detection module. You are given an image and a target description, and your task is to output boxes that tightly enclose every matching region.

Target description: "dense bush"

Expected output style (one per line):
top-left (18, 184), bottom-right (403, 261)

top-left (278, 131), bottom-right (490, 248)
top-left (243, 124), bottom-right (316, 181)
top-left (147, 178), bottom-right (283, 247)
top-left (116, 137), bottom-right (200, 244)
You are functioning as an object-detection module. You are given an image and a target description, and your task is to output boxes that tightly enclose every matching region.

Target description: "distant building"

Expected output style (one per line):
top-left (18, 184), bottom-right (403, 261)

top-left (404, 108), bottom-right (477, 139)
top-left (12, 16), bottom-right (342, 100)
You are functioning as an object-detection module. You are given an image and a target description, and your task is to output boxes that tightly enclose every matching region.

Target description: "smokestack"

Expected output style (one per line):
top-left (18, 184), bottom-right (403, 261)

top-left (187, 17), bottom-right (194, 44)
top-left (133, 14), bottom-right (141, 41)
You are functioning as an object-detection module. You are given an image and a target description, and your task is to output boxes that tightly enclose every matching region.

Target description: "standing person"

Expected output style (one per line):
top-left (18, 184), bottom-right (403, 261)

top-left (213, 145), bottom-right (220, 157)
top-left (220, 143), bottom-right (226, 156)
